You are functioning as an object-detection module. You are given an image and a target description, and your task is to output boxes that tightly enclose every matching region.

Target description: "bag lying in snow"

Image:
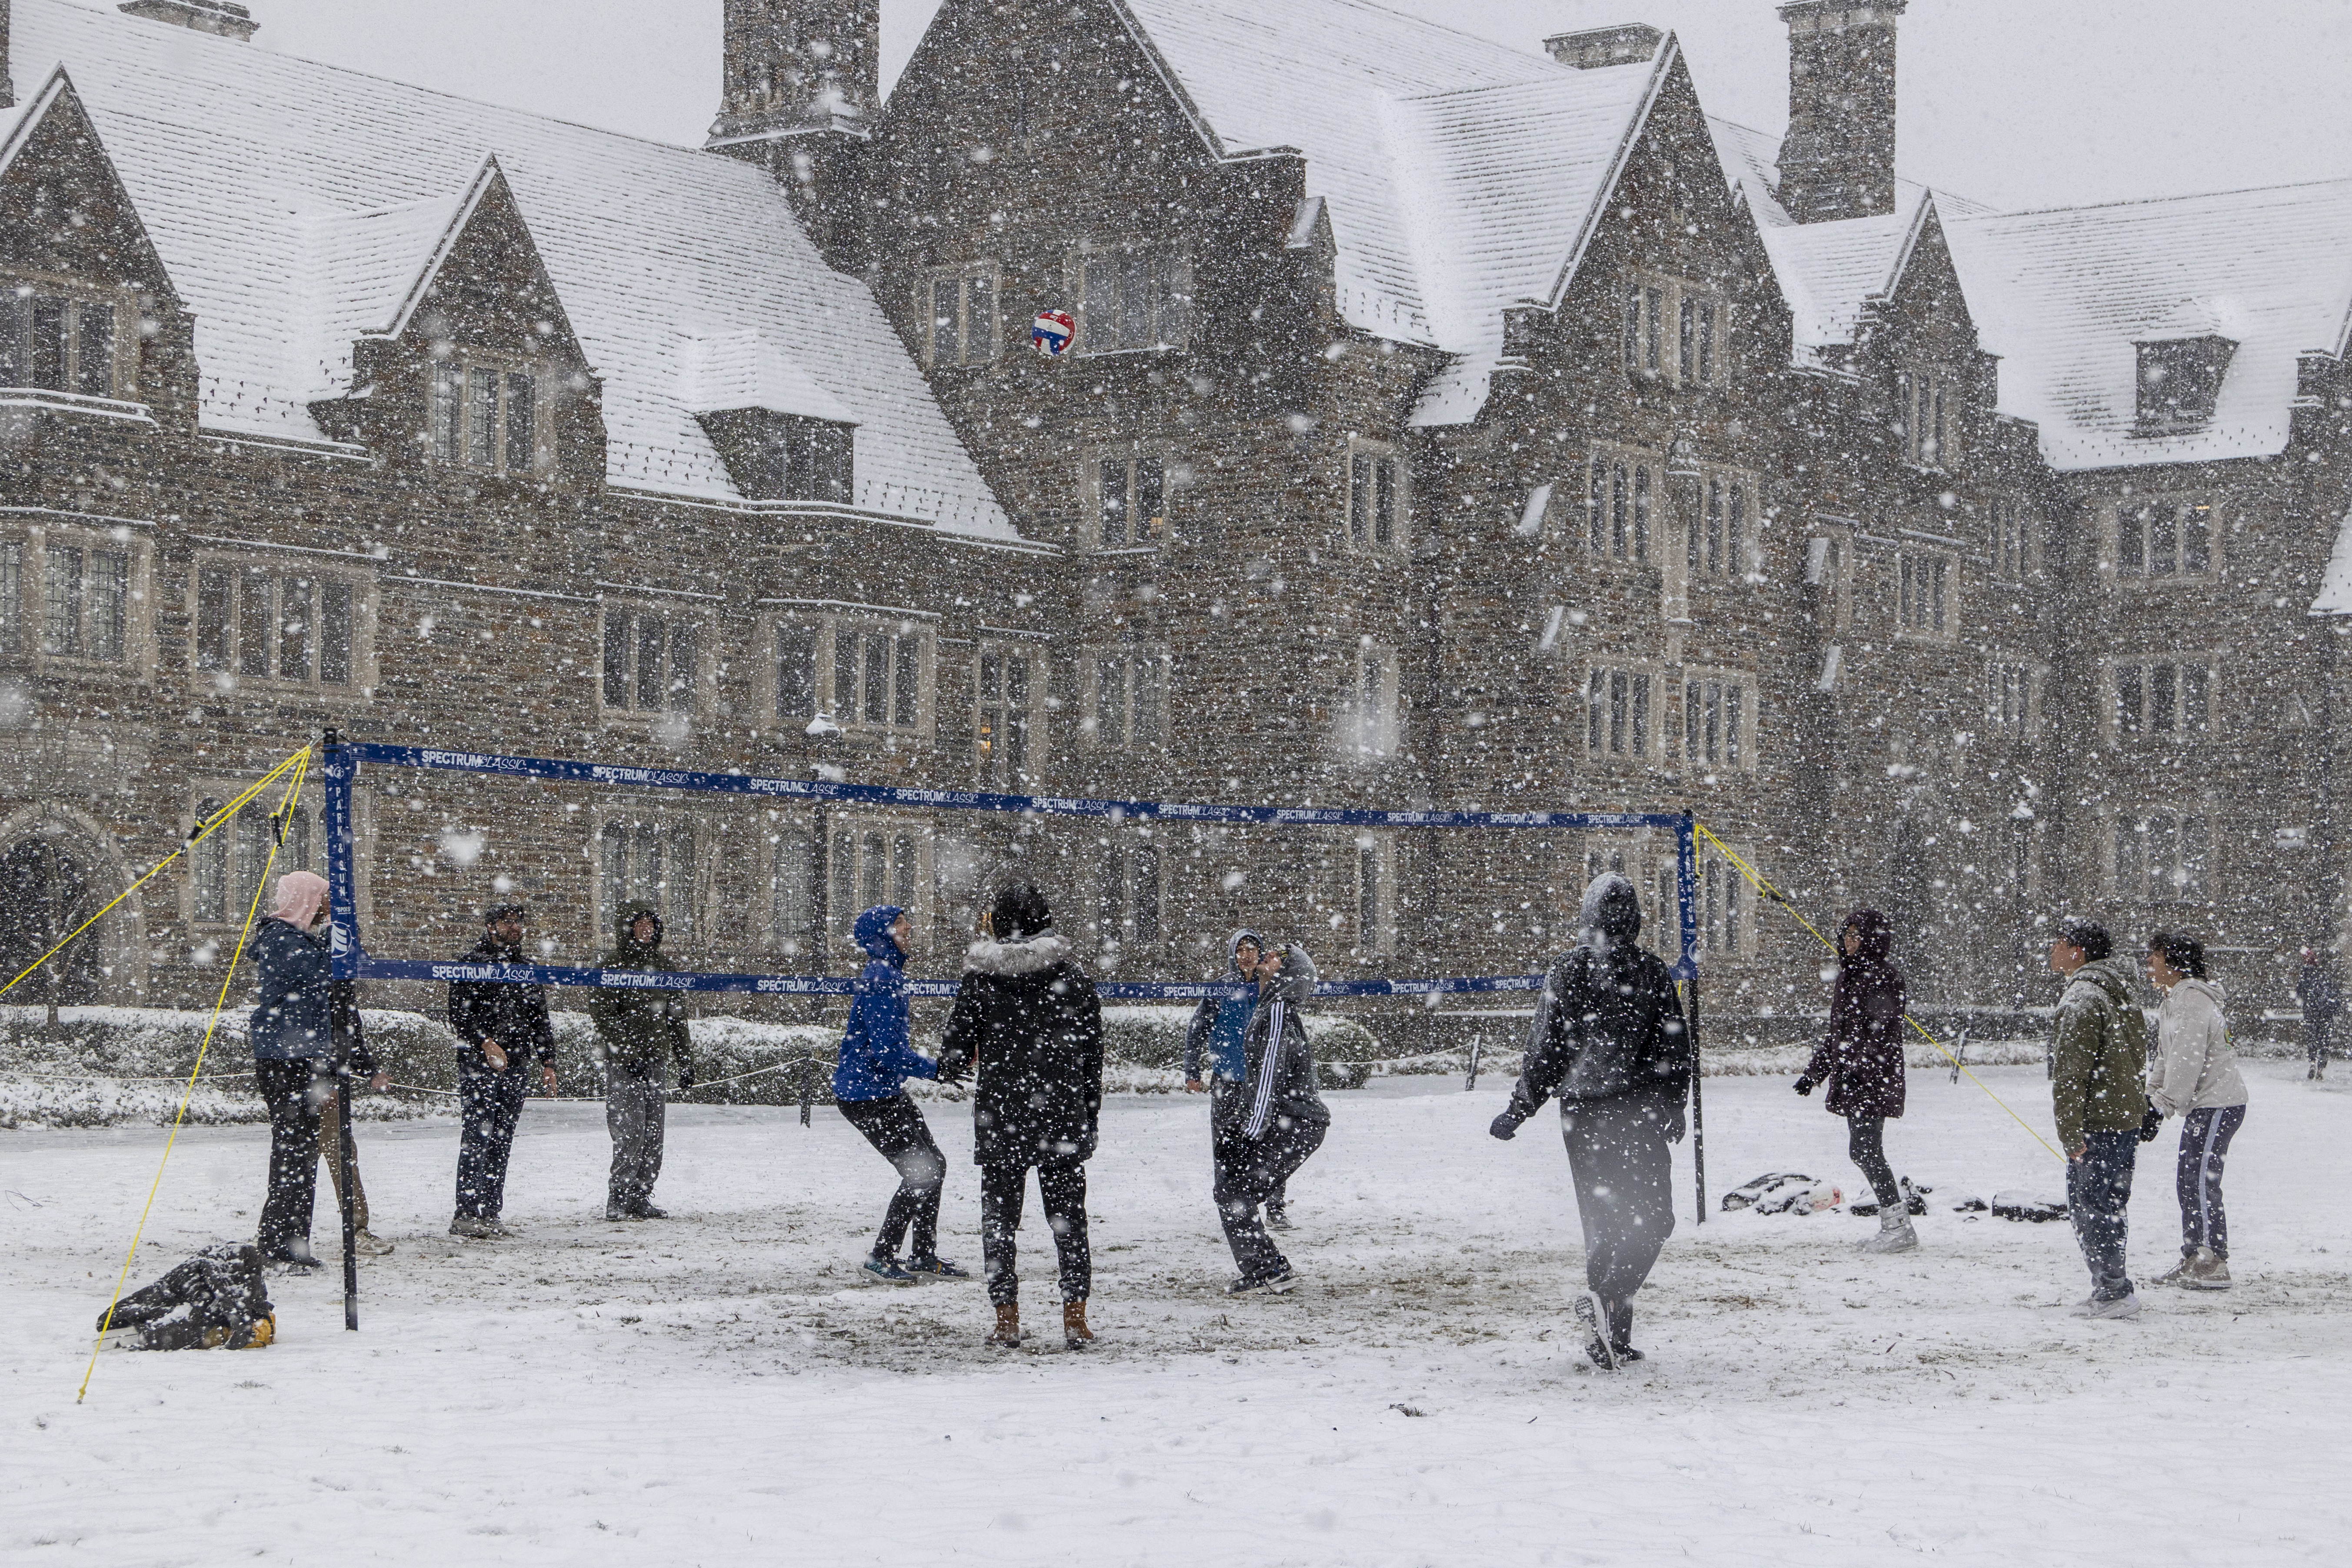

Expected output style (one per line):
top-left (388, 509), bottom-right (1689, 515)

top-left (1943, 1192), bottom-right (1989, 1213)
top-left (98, 1242), bottom-right (275, 1351)
top-left (1721, 1172), bottom-right (1842, 1215)
top-left (1849, 1179), bottom-right (1932, 1218)
top-left (1992, 1191), bottom-right (2068, 1223)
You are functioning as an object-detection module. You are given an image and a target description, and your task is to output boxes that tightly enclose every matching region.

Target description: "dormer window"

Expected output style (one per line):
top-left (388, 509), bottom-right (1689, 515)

top-left (2135, 336), bottom-right (2236, 434)
top-left (696, 410), bottom-right (855, 503)
top-left (429, 357), bottom-right (543, 474)
top-left (0, 283), bottom-right (123, 399)
top-left (1897, 369), bottom-right (1957, 469)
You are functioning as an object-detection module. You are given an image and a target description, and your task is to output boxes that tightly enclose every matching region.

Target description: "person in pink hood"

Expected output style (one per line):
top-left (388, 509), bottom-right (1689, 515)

top-left (247, 871), bottom-right (338, 1268)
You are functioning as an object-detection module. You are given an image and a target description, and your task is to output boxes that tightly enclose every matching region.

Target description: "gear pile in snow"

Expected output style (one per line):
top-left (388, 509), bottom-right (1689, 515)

top-left (1720, 1172), bottom-right (1844, 1215)
top-left (1992, 1191), bottom-right (2069, 1223)
top-left (98, 1242), bottom-right (276, 1351)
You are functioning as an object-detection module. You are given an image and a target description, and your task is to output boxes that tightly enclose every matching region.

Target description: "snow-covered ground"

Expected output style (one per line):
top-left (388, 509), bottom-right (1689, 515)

top-left (5, 1063), bottom-right (2347, 1565)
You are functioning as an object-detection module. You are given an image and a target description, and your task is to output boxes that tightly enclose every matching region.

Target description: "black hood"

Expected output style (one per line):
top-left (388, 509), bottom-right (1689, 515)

top-left (990, 882), bottom-right (1053, 942)
top-left (1580, 872), bottom-right (1642, 952)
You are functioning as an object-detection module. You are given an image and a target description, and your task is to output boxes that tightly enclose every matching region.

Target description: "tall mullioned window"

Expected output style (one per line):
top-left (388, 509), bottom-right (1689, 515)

top-left (1078, 246), bottom-right (1190, 354)
top-left (193, 560), bottom-right (363, 687)
top-left (2115, 497), bottom-right (2215, 581)
top-left (1091, 650), bottom-right (1168, 750)
top-left (1588, 450), bottom-right (1654, 563)
top-left (0, 287), bottom-right (119, 398)
top-left (429, 357), bottom-right (540, 473)
top-left (975, 645), bottom-right (1039, 787)
top-left (2113, 812), bottom-right (2211, 902)
top-left (1585, 666), bottom-right (1651, 760)
top-left (2112, 658), bottom-right (2213, 739)
top-left (1097, 453), bottom-right (1167, 547)
top-left (601, 818), bottom-right (697, 941)
top-left (1622, 272), bottom-right (1728, 385)
top-left (601, 606), bottom-right (699, 715)
top-left (1349, 441), bottom-right (1402, 551)
top-left (925, 263), bottom-right (998, 367)
top-left (1897, 369), bottom-right (1957, 469)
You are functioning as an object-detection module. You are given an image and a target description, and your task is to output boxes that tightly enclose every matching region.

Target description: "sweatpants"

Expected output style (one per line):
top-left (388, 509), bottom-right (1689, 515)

top-left (2068, 1128), bottom-right (2139, 1301)
top-left (2176, 1104), bottom-right (2246, 1258)
top-left (255, 1060), bottom-right (324, 1256)
top-left (980, 1159), bottom-right (1089, 1307)
top-left (317, 1086), bottom-right (369, 1233)
top-left (1846, 1114), bottom-right (1901, 1212)
top-left (838, 1094), bottom-right (946, 1259)
top-left (454, 1058), bottom-right (529, 1221)
top-left (1214, 1116), bottom-right (1327, 1284)
top-left (607, 1067), bottom-right (667, 1212)
top-left (1560, 1091), bottom-right (1679, 1349)
top-left (1208, 1079), bottom-right (1290, 1213)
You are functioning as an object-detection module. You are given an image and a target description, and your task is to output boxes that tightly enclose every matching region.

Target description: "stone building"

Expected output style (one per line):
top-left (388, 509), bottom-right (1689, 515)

top-left (0, 0), bottom-right (2345, 1037)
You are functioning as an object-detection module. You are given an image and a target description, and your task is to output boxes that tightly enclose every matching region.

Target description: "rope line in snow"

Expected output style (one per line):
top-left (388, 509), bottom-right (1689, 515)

top-left (80, 748), bottom-right (312, 1404)
top-left (1691, 822), bottom-right (2063, 1163)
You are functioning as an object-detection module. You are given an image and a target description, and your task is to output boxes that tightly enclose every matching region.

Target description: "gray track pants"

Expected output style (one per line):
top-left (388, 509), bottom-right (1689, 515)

top-left (607, 1068), bottom-right (666, 1212)
top-left (1560, 1090), bottom-right (1679, 1347)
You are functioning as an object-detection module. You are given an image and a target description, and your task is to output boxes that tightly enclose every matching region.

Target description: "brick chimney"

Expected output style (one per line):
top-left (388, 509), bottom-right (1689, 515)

top-left (706, 0), bottom-right (876, 273)
top-left (1776, 1), bottom-right (1905, 224)
top-left (118, 1), bottom-right (260, 41)
top-left (1544, 24), bottom-right (1663, 70)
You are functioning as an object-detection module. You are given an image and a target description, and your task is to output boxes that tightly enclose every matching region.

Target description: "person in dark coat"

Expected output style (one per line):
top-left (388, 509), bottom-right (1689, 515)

top-left (1211, 942), bottom-right (1328, 1293)
top-left (588, 902), bottom-right (695, 1222)
top-left (248, 871), bottom-right (335, 1270)
top-left (834, 903), bottom-right (966, 1284)
top-left (937, 882), bottom-right (1104, 1351)
top-left (1487, 873), bottom-right (1691, 1370)
top-left (1796, 909), bottom-right (1918, 1254)
top-left (445, 903), bottom-right (558, 1238)
top-left (2296, 948), bottom-right (2339, 1081)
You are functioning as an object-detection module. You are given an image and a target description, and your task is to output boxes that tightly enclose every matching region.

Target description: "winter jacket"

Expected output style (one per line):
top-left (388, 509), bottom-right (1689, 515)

top-left (2296, 962), bottom-right (2341, 1038)
top-left (833, 905), bottom-right (939, 1102)
top-left (247, 917), bottom-right (331, 1062)
top-left (586, 902), bottom-right (692, 1079)
top-left (936, 930), bottom-right (1104, 1167)
top-left (2149, 977), bottom-right (2247, 1115)
top-left (445, 932), bottom-right (556, 1066)
top-left (2051, 955), bottom-right (2151, 1152)
top-left (1499, 874), bottom-right (1691, 1128)
top-left (1803, 908), bottom-right (1909, 1120)
top-left (1214, 945), bottom-right (1328, 1141)
top-left (1184, 928), bottom-right (1263, 1082)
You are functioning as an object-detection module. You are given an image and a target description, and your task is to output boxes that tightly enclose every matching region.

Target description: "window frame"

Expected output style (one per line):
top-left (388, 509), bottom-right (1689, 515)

top-left (1353, 832), bottom-right (1397, 956)
top-left (598, 599), bottom-right (713, 723)
top-left (1893, 546), bottom-right (1959, 644)
top-left (920, 260), bottom-right (1001, 369)
top-left (2107, 807), bottom-right (2215, 905)
top-left (187, 549), bottom-right (372, 695)
top-left (1088, 446), bottom-right (1178, 551)
top-left (2108, 495), bottom-right (2219, 586)
top-left (1582, 836), bottom-right (1685, 964)
top-left (1620, 269), bottom-right (1730, 387)
top-left (0, 273), bottom-right (134, 402)
top-left (2106, 653), bottom-right (2217, 743)
top-left (1687, 465), bottom-right (1759, 583)
top-left (1347, 640), bottom-right (1401, 759)
top-left (425, 350), bottom-right (552, 476)
top-left (1345, 436), bottom-right (1407, 555)
top-left (759, 609), bottom-right (935, 740)
top-left (1085, 645), bottom-right (1171, 753)
top-left (7, 523), bottom-right (153, 675)
top-left (1586, 444), bottom-right (1660, 565)
top-left (1988, 496), bottom-right (2035, 584)
top-left (1805, 524), bottom-right (1856, 631)
top-left (1090, 830), bottom-right (1167, 961)
top-left (1896, 367), bottom-right (1960, 470)
top-left (1986, 660), bottom-right (2041, 740)
top-left (826, 816), bottom-right (935, 937)
top-left (596, 806), bottom-right (708, 948)
top-left (1582, 663), bottom-right (1657, 765)
top-left (1678, 666), bottom-right (1759, 775)
top-left (973, 639), bottom-right (1047, 789)
top-left (1072, 242), bottom-right (1192, 356)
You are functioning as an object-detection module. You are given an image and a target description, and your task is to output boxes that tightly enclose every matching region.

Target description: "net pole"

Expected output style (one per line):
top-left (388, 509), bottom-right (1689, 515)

top-left (335, 1065), bottom-right (359, 1330)
top-left (1677, 817), bottom-right (1705, 1223)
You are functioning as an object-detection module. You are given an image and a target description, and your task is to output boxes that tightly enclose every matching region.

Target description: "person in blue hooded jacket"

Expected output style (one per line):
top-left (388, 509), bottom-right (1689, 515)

top-left (835, 905), bottom-right (967, 1285)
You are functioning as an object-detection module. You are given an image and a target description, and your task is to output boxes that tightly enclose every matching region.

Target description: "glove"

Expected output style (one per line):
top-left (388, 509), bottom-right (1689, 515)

top-left (1793, 1076), bottom-right (1816, 1097)
top-left (2138, 1104), bottom-right (2163, 1142)
top-left (1488, 1110), bottom-right (1523, 1142)
top-left (677, 1061), bottom-right (695, 1093)
top-left (1665, 1104), bottom-right (1688, 1145)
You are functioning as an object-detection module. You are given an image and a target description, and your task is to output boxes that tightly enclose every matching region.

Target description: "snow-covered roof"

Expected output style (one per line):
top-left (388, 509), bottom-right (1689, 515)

top-left (1, 0), bottom-right (1013, 536)
top-left (1943, 180), bottom-right (2352, 472)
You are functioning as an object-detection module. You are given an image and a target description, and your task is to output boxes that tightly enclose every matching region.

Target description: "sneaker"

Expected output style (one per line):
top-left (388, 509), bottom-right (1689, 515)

top-left (349, 1230), bottom-right (396, 1258)
top-left (1612, 1344), bottom-right (1646, 1365)
top-left (2071, 1292), bottom-right (2142, 1320)
top-left (2182, 1248), bottom-right (2233, 1290)
top-left (862, 1256), bottom-right (916, 1285)
top-left (1224, 1269), bottom-right (1298, 1296)
top-left (903, 1255), bottom-right (971, 1281)
top-left (2151, 1252), bottom-right (2196, 1287)
top-left (266, 1243), bottom-right (322, 1272)
top-left (1264, 1205), bottom-right (1295, 1232)
top-left (449, 1216), bottom-right (495, 1239)
top-left (1574, 1290), bottom-right (1618, 1370)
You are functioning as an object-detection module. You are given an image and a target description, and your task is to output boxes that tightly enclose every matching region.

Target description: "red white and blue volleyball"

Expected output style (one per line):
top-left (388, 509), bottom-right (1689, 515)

top-left (1031, 310), bottom-right (1074, 357)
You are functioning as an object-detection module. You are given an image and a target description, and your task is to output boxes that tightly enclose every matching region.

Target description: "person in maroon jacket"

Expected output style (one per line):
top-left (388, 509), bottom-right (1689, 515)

top-left (1796, 909), bottom-right (1918, 1254)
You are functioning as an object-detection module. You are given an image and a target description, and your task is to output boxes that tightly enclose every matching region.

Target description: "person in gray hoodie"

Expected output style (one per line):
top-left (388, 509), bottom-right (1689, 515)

top-left (1488, 873), bottom-right (1691, 1369)
top-left (1210, 943), bottom-right (1328, 1294)
top-left (2144, 931), bottom-right (2247, 1291)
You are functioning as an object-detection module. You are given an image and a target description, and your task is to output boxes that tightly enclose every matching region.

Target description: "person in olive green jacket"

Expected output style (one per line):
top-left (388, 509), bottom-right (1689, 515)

top-left (2048, 920), bottom-right (2151, 1319)
top-left (588, 902), bottom-right (695, 1221)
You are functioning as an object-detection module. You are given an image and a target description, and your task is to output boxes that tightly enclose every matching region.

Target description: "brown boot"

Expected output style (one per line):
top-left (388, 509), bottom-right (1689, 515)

top-left (988, 1303), bottom-right (1021, 1348)
top-left (1063, 1300), bottom-right (1094, 1349)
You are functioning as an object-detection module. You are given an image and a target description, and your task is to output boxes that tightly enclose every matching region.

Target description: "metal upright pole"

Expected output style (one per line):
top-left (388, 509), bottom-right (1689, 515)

top-left (336, 1068), bottom-right (359, 1330)
top-left (1686, 975), bottom-right (1705, 1224)
top-left (1677, 816), bottom-right (1705, 1222)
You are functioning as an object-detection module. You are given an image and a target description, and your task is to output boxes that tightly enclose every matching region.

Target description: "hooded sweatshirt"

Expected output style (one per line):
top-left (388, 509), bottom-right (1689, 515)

top-left (2051, 954), bottom-right (2151, 1151)
top-left (1183, 928), bottom-right (1263, 1082)
top-left (587, 902), bottom-right (692, 1075)
top-left (248, 909), bottom-right (330, 1062)
top-left (2149, 976), bottom-right (2247, 1115)
top-left (1803, 908), bottom-right (1910, 1120)
top-left (832, 904), bottom-right (940, 1102)
top-left (1215, 944), bottom-right (1328, 1141)
top-left (1500, 873), bottom-right (1690, 1125)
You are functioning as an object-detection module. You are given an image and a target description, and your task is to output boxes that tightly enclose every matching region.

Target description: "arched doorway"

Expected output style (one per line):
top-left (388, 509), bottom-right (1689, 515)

top-left (0, 828), bottom-right (108, 1009)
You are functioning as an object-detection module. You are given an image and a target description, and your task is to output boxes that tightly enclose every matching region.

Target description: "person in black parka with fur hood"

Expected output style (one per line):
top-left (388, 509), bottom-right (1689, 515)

top-left (1798, 909), bottom-right (1919, 1254)
top-left (938, 882), bottom-right (1104, 1350)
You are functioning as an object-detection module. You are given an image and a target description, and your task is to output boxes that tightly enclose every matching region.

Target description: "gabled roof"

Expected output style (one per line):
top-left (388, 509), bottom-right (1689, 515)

top-left (1114, 0), bottom-right (1669, 424)
top-left (1, 0), bottom-right (1012, 536)
top-left (1943, 180), bottom-right (2352, 471)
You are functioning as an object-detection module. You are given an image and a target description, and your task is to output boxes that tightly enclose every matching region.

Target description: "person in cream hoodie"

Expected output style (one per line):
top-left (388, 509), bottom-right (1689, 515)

top-left (2145, 931), bottom-right (2249, 1290)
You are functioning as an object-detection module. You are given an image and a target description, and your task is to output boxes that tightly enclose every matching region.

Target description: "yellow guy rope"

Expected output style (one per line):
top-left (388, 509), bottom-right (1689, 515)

top-left (77, 748), bottom-right (313, 1403)
top-left (1, 748), bottom-right (309, 1005)
top-left (1692, 821), bottom-right (2064, 1163)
